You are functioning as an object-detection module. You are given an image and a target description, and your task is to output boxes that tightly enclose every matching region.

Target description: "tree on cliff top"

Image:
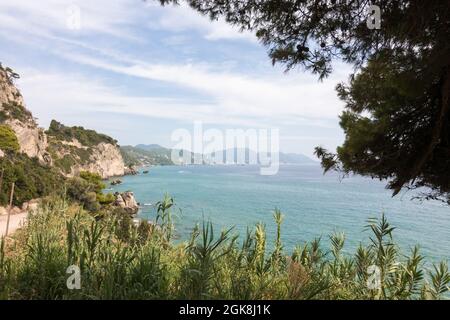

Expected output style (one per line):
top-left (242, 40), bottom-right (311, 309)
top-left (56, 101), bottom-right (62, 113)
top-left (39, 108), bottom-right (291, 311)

top-left (47, 120), bottom-right (118, 147)
top-left (156, 0), bottom-right (450, 202)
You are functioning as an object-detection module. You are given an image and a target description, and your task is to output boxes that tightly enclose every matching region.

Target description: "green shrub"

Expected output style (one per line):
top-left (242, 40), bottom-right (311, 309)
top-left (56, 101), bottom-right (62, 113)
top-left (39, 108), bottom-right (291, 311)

top-left (0, 124), bottom-right (19, 153)
top-left (97, 192), bottom-right (115, 205)
top-left (75, 147), bottom-right (92, 163)
top-left (79, 171), bottom-right (105, 192)
top-left (65, 177), bottom-right (100, 212)
top-left (1, 197), bottom-right (448, 300)
top-left (46, 120), bottom-right (117, 147)
top-left (54, 154), bottom-right (76, 174)
top-left (0, 102), bottom-right (32, 123)
top-left (79, 171), bottom-right (116, 205)
top-left (47, 140), bottom-right (94, 173)
top-left (0, 153), bottom-right (64, 206)
top-left (65, 171), bottom-right (115, 211)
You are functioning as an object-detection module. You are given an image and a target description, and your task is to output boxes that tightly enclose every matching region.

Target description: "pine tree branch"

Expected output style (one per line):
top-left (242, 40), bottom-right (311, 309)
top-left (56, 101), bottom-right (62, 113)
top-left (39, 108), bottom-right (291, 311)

top-left (393, 64), bottom-right (450, 196)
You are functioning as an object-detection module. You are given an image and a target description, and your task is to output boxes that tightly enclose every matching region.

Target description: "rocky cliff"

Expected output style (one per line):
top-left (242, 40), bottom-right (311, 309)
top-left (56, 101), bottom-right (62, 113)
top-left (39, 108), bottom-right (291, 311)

top-left (0, 64), bottom-right (125, 178)
top-left (46, 120), bottom-right (125, 179)
top-left (72, 142), bottom-right (125, 179)
top-left (0, 66), bottom-right (51, 164)
top-left (114, 191), bottom-right (139, 215)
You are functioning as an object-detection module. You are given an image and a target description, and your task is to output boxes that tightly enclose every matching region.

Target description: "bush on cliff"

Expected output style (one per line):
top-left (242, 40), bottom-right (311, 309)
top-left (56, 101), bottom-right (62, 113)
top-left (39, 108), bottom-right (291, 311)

top-left (0, 153), bottom-right (64, 206)
top-left (0, 124), bottom-right (19, 153)
top-left (46, 120), bottom-right (117, 147)
top-left (0, 154), bottom-right (115, 209)
top-left (0, 102), bottom-right (32, 123)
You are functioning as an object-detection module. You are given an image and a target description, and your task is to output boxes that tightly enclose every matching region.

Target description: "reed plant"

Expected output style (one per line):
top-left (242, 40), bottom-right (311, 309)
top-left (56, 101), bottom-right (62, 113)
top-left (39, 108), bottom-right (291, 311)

top-left (0, 196), bottom-right (448, 300)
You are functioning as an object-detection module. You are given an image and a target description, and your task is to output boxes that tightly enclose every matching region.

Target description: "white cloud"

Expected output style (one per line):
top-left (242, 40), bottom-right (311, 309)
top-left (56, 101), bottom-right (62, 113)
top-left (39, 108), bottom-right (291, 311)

top-left (1, 0), bottom-right (350, 154)
top-left (0, 0), bottom-right (256, 43)
top-left (17, 66), bottom-right (342, 130)
top-left (144, 2), bottom-right (257, 42)
top-left (0, 0), bottom-right (146, 41)
top-left (16, 69), bottom-right (265, 127)
top-left (16, 69), bottom-right (344, 155)
top-left (57, 50), bottom-right (348, 123)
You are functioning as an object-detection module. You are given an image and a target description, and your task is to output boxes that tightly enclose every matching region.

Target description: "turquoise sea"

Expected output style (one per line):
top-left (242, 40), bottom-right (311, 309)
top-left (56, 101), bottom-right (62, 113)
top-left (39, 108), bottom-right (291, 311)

top-left (109, 164), bottom-right (450, 263)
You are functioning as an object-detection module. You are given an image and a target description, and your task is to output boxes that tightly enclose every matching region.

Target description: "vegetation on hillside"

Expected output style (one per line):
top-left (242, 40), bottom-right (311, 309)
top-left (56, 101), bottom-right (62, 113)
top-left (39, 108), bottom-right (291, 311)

top-left (0, 124), bottom-right (19, 153)
top-left (0, 150), bottom-right (114, 210)
top-left (120, 145), bottom-right (174, 167)
top-left (0, 153), bottom-right (63, 206)
top-left (45, 120), bottom-right (120, 175)
top-left (46, 138), bottom-right (94, 174)
top-left (79, 171), bottom-right (115, 204)
top-left (0, 66), bottom-right (119, 209)
top-left (0, 102), bottom-right (32, 123)
top-left (0, 197), bottom-right (448, 300)
top-left (64, 171), bottom-right (116, 212)
top-left (46, 120), bottom-right (117, 147)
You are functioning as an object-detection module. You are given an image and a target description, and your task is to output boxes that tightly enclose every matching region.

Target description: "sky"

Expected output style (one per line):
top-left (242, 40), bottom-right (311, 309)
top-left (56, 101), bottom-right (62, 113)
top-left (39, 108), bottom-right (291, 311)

top-left (0, 0), bottom-right (353, 157)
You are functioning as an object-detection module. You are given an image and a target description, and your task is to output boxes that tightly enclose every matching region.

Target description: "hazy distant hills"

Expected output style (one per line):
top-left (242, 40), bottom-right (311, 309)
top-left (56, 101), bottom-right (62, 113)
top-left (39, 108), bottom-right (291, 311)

top-left (120, 145), bottom-right (174, 166)
top-left (203, 148), bottom-right (317, 165)
top-left (135, 144), bottom-right (166, 151)
top-left (121, 144), bottom-right (316, 166)
top-left (278, 152), bottom-right (317, 164)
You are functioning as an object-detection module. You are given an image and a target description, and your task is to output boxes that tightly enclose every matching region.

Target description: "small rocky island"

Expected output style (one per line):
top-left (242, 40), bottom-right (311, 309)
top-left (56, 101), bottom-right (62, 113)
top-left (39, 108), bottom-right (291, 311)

top-left (111, 179), bottom-right (122, 185)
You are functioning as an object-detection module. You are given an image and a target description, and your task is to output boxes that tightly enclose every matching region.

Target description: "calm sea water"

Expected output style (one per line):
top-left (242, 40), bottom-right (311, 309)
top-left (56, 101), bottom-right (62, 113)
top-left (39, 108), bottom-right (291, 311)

top-left (110, 164), bottom-right (450, 263)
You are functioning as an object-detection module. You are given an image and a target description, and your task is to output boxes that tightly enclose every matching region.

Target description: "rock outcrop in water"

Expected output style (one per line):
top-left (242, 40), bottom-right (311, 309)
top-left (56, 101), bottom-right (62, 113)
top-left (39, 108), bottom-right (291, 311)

top-left (124, 165), bottom-right (138, 175)
top-left (114, 191), bottom-right (139, 215)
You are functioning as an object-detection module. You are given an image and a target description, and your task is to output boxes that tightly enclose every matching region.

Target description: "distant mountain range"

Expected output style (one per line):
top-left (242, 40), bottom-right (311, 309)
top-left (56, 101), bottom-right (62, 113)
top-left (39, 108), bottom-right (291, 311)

top-left (135, 144), bottom-right (166, 151)
top-left (278, 152), bottom-right (317, 164)
top-left (121, 144), bottom-right (317, 167)
top-left (120, 145), bottom-right (174, 167)
top-left (202, 147), bottom-right (317, 165)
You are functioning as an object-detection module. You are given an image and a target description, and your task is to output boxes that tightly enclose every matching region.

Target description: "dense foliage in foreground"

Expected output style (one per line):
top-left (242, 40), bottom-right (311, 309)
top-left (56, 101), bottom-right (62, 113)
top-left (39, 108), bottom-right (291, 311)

top-left (0, 197), bottom-right (449, 300)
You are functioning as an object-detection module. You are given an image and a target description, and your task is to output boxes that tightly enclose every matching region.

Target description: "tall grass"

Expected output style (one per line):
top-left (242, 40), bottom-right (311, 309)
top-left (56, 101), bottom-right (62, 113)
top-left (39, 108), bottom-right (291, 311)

top-left (0, 196), bottom-right (448, 300)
